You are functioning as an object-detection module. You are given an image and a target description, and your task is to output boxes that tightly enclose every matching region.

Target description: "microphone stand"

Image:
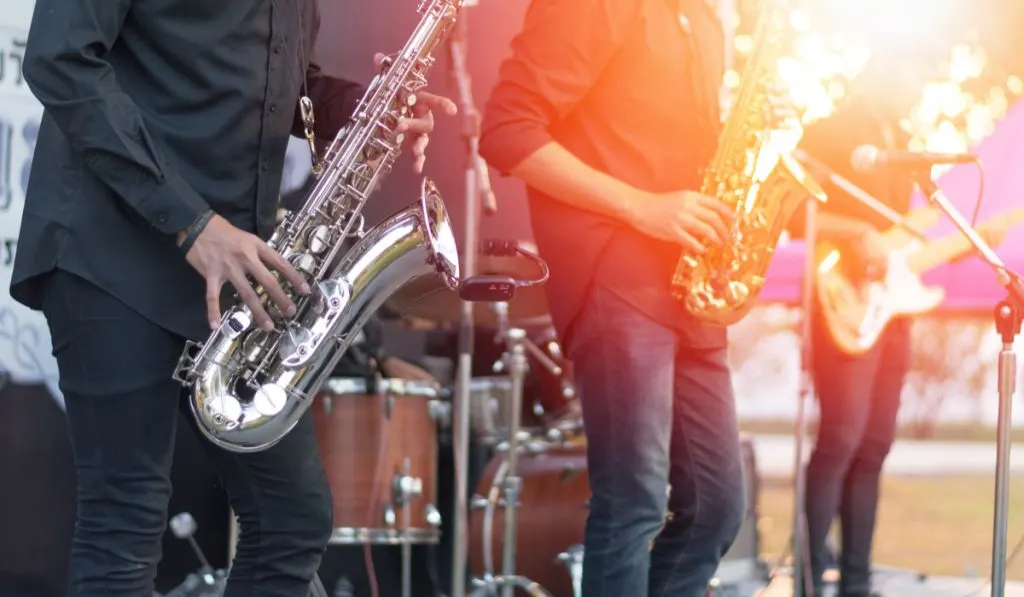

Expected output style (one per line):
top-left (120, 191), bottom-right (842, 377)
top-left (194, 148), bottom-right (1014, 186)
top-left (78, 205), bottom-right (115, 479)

top-left (910, 170), bottom-right (1024, 597)
top-left (793, 149), bottom-right (927, 239)
top-left (791, 193), bottom-right (817, 597)
top-left (448, 7), bottom-right (496, 596)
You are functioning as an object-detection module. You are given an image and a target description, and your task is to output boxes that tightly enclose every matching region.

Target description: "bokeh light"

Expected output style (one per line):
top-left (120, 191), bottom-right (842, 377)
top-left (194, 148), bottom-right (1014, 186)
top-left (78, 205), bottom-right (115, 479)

top-left (722, 0), bottom-right (1023, 155)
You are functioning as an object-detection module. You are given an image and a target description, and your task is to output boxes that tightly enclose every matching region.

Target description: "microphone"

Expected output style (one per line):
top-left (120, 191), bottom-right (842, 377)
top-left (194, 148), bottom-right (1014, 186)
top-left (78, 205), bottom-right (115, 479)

top-left (850, 145), bottom-right (978, 173)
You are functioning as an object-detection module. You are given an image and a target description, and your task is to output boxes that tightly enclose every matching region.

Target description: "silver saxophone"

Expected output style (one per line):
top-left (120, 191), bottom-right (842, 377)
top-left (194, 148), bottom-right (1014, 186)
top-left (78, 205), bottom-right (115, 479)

top-left (173, 0), bottom-right (464, 453)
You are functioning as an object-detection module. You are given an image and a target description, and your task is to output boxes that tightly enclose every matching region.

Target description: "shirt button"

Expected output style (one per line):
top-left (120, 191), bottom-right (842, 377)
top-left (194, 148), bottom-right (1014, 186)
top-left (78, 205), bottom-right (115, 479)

top-left (270, 104), bottom-right (277, 113)
top-left (274, 45), bottom-right (282, 54)
top-left (261, 162), bottom-right (269, 172)
top-left (157, 211), bottom-right (168, 224)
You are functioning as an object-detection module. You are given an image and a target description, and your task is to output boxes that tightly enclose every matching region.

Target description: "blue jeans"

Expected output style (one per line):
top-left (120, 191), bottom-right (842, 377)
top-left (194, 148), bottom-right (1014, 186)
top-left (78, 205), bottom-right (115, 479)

top-left (565, 285), bottom-right (745, 597)
top-left (40, 271), bottom-right (333, 596)
top-left (804, 317), bottom-right (911, 595)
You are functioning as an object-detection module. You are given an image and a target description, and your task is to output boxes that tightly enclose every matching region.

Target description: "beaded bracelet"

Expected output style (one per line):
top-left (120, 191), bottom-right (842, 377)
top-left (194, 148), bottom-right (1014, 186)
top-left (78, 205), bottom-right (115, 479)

top-left (178, 209), bottom-right (215, 255)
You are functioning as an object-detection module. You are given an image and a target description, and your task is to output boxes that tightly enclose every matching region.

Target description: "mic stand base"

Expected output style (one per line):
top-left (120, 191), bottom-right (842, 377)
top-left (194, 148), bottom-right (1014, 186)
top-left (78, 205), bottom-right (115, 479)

top-left (906, 169), bottom-right (1023, 597)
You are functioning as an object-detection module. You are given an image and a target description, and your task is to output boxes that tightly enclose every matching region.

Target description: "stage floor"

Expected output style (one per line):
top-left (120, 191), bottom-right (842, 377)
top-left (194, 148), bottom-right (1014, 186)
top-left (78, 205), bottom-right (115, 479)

top-left (751, 565), bottom-right (1024, 596)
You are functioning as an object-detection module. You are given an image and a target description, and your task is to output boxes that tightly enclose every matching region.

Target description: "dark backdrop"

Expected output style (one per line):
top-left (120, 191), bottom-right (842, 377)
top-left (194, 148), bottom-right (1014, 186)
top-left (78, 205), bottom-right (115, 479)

top-left (0, 1), bottom-right (533, 594)
top-left (315, 0), bottom-right (535, 245)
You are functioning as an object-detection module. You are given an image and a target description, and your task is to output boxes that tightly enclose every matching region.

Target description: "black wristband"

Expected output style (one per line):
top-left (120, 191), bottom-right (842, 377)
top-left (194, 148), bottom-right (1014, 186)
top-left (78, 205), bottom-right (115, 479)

top-left (179, 209), bottom-right (214, 255)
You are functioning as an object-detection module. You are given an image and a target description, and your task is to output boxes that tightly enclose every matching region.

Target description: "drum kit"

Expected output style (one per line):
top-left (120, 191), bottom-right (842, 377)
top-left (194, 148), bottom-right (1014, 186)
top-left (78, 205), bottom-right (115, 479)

top-left (305, 252), bottom-right (591, 597)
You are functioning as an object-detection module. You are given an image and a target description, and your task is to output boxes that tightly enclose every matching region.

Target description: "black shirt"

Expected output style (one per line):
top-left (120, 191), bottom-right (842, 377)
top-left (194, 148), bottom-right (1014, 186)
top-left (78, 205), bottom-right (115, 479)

top-left (11, 0), bottom-right (364, 341)
top-left (479, 0), bottom-right (726, 348)
top-left (791, 97), bottom-right (914, 235)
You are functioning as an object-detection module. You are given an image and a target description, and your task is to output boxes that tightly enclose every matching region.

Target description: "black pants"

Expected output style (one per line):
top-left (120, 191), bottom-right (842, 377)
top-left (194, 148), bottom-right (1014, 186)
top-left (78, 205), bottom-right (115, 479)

top-left (804, 317), bottom-right (912, 595)
top-left (40, 270), bottom-right (333, 597)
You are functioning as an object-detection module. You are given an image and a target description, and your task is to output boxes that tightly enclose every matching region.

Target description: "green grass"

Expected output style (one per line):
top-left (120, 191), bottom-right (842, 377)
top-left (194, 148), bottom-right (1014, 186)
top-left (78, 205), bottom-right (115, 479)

top-left (757, 475), bottom-right (1024, 579)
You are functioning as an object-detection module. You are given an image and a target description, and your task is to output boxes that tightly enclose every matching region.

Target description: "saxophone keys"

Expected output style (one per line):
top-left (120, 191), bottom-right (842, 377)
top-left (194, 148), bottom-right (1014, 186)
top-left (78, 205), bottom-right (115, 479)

top-left (305, 226), bottom-right (333, 254)
top-left (206, 395), bottom-right (243, 428)
top-left (289, 253), bottom-right (318, 277)
top-left (726, 281), bottom-right (751, 306)
top-left (252, 383), bottom-right (288, 417)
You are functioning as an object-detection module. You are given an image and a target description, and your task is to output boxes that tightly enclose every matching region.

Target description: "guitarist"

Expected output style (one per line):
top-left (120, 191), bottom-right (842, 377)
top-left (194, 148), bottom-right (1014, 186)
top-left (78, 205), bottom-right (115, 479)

top-left (790, 56), bottom-right (927, 597)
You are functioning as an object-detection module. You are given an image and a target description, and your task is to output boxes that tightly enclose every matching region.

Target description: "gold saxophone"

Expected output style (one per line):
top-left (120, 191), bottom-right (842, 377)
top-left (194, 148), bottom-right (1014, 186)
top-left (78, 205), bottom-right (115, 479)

top-left (670, 0), bottom-right (825, 326)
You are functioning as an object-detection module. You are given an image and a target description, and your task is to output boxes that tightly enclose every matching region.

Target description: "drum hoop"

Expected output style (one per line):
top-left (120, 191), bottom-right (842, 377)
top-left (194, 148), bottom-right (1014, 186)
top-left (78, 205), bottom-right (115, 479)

top-left (321, 377), bottom-right (441, 398)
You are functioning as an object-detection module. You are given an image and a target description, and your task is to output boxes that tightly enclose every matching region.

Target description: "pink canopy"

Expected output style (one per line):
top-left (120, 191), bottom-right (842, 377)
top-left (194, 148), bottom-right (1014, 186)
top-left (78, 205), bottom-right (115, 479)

top-left (761, 99), bottom-right (1024, 312)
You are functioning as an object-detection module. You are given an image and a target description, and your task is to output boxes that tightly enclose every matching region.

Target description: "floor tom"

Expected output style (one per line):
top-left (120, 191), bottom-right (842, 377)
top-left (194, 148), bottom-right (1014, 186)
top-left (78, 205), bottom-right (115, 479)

top-left (313, 377), bottom-right (445, 545)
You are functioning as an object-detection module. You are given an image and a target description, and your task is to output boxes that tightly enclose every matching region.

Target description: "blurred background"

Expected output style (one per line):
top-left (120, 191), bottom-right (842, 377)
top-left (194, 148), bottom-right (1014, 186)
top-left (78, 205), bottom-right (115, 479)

top-left (3, 0), bottom-right (1024, 594)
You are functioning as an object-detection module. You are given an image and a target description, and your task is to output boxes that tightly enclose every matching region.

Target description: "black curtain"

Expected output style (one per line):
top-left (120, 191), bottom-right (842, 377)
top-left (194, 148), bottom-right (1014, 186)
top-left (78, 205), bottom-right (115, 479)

top-left (0, 382), bottom-right (231, 596)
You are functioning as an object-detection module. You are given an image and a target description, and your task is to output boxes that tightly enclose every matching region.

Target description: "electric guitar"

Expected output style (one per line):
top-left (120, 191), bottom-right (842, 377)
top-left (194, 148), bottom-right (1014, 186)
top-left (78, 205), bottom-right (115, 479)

top-left (815, 205), bottom-right (1024, 356)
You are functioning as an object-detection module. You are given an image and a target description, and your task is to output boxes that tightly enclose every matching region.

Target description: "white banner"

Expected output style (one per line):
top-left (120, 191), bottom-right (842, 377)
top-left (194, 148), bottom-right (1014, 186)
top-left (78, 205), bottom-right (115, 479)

top-left (0, 6), bottom-right (64, 408)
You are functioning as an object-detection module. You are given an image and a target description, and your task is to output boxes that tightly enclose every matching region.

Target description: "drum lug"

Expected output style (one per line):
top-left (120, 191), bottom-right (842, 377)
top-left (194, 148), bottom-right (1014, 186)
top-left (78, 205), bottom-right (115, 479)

top-left (427, 399), bottom-right (450, 428)
top-left (322, 395), bottom-right (332, 415)
top-left (469, 494), bottom-right (488, 510)
top-left (424, 504), bottom-right (442, 527)
top-left (383, 505), bottom-right (396, 527)
top-left (392, 472), bottom-right (423, 505)
top-left (496, 497), bottom-right (522, 509)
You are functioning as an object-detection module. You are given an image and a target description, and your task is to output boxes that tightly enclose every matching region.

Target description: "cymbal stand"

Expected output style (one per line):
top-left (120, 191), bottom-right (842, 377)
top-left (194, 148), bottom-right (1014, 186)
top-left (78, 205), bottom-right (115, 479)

top-left (469, 307), bottom-right (552, 597)
top-left (909, 170), bottom-right (1024, 597)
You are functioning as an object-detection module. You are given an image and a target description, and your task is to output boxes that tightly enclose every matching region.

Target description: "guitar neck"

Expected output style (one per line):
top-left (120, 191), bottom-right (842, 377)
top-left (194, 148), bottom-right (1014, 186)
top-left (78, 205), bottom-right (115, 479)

top-left (906, 233), bottom-right (977, 274)
top-left (906, 208), bottom-right (1024, 274)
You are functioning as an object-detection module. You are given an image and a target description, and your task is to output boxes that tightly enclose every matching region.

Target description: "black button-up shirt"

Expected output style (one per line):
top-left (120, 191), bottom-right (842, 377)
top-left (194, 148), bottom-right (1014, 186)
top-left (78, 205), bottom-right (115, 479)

top-left (479, 0), bottom-right (727, 348)
top-left (11, 0), bottom-right (364, 341)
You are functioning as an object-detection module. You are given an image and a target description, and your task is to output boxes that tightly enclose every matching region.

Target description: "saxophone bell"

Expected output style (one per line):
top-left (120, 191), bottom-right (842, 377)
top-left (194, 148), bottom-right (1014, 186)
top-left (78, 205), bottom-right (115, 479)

top-left (177, 179), bottom-right (460, 453)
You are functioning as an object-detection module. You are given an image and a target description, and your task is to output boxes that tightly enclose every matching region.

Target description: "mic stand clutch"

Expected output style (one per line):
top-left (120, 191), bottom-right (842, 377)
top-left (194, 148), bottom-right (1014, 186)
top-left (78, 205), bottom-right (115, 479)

top-left (910, 170), bottom-right (1024, 597)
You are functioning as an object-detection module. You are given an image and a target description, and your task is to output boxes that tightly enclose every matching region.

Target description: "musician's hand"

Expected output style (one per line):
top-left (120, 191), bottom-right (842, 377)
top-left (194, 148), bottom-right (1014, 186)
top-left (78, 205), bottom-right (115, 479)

top-left (181, 214), bottom-right (311, 331)
top-left (373, 53), bottom-right (458, 175)
top-left (628, 190), bottom-right (735, 252)
top-left (380, 356), bottom-right (437, 382)
top-left (855, 228), bottom-right (890, 280)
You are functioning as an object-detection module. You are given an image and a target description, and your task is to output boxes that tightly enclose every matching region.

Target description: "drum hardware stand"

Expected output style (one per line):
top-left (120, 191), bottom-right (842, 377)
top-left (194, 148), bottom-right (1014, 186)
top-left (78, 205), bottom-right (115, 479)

top-left (908, 169), bottom-right (1024, 597)
top-left (556, 544), bottom-right (584, 597)
top-left (166, 512), bottom-right (328, 597)
top-left (393, 458), bottom-right (423, 597)
top-left (489, 302), bottom-right (570, 443)
top-left (167, 512), bottom-right (224, 595)
top-left (448, 2), bottom-right (495, 594)
top-left (469, 324), bottom-right (553, 597)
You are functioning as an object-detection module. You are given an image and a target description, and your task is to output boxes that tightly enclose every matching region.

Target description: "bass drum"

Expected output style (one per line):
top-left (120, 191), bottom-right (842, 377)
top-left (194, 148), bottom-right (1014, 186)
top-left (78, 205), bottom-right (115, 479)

top-left (467, 437), bottom-right (762, 597)
top-left (468, 443), bottom-right (589, 597)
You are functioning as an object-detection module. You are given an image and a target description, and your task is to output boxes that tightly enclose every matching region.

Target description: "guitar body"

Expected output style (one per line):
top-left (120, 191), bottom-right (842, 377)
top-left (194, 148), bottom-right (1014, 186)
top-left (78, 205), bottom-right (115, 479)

top-left (812, 199), bottom-right (1024, 357)
top-left (814, 207), bottom-right (945, 356)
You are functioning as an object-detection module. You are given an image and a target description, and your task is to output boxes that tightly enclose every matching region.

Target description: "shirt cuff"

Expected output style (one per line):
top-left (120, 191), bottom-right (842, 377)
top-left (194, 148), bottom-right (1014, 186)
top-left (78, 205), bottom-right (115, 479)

top-left (479, 120), bottom-right (553, 176)
top-left (139, 169), bottom-right (211, 235)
